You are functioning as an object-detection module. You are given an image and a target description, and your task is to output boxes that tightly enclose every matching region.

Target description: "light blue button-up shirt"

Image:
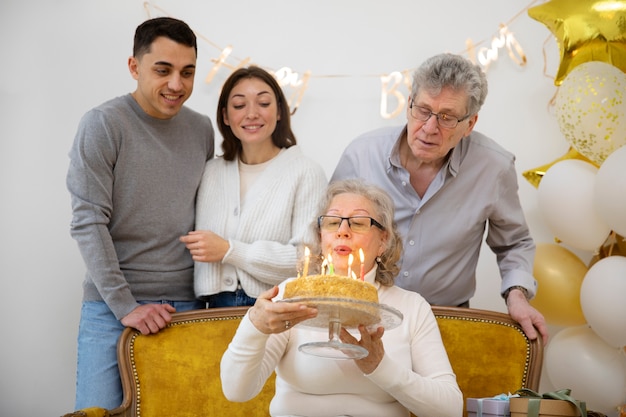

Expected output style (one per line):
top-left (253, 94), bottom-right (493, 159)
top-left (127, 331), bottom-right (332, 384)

top-left (331, 125), bottom-right (537, 306)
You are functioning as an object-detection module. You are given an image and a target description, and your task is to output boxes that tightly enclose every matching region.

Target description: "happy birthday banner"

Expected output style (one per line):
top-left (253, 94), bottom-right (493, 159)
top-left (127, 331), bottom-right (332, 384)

top-left (144, 0), bottom-right (542, 118)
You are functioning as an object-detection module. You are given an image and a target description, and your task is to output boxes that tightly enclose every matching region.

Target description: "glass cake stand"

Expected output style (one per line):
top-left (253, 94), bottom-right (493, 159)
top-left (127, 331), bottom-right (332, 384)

top-left (280, 297), bottom-right (403, 360)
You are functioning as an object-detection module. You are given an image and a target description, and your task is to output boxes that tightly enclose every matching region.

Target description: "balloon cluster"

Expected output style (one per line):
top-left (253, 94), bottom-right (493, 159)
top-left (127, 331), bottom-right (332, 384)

top-left (525, 1), bottom-right (626, 415)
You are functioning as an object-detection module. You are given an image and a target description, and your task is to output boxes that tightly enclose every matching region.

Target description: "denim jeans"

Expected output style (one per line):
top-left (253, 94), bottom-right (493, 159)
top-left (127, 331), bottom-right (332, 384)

top-left (74, 299), bottom-right (204, 410)
top-left (205, 287), bottom-right (256, 308)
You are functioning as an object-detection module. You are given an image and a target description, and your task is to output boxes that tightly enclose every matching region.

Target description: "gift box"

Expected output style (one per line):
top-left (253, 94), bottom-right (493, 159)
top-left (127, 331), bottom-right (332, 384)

top-left (509, 389), bottom-right (586, 417)
top-left (467, 397), bottom-right (510, 417)
top-left (510, 398), bottom-right (580, 417)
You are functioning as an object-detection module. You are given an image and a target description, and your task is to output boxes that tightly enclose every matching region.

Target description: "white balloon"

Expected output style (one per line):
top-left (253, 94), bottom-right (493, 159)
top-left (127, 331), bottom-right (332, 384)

top-left (546, 326), bottom-right (626, 415)
top-left (580, 256), bottom-right (626, 348)
top-left (537, 159), bottom-right (611, 251)
top-left (595, 145), bottom-right (626, 236)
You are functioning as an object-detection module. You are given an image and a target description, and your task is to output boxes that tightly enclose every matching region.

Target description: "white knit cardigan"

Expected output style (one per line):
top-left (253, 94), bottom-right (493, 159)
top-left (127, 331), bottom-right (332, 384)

top-left (194, 145), bottom-right (327, 298)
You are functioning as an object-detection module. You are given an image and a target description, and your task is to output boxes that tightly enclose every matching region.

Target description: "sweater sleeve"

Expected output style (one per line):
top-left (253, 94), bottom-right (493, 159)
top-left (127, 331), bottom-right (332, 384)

top-left (220, 312), bottom-right (286, 401)
top-left (67, 109), bottom-right (138, 319)
top-left (486, 156), bottom-right (537, 297)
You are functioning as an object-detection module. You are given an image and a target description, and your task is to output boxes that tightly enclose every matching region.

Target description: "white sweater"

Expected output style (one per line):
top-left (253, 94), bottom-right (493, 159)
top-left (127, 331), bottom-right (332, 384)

top-left (221, 272), bottom-right (463, 417)
top-left (194, 146), bottom-right (327, 298)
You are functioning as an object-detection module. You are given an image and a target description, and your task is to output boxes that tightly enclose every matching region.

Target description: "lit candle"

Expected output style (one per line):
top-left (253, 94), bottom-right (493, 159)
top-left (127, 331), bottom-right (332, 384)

top-left (328, 253), bottom-right (334, 275)
top-left (321, 258), bottom-right (328, 275)
top-left (302, 246), bottom-right (310, 278)
top-left (359, 248), bottom-right (365, 281)
top-left (347, 253), bottom-right (354, 278)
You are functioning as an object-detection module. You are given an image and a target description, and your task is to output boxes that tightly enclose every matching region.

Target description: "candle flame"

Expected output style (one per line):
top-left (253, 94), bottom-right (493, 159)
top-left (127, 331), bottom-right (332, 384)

top-left (347, 253), bottom-right (354, 278)
top-left (359, 248), bottom-right (365, 281)
top-left (328, 253), bottom-right (334, 275)
top-left (302, 246), bottom-right (310, 278)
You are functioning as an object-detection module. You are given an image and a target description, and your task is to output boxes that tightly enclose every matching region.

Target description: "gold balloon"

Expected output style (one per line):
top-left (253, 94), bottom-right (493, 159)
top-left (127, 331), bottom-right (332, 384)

top-left (588, 232), bottom-right (626, 267)
top-left (617, 233), bottom-right (626, 254)
top-left (528, 0), bottom-right (626, 85)
top-left (522, 147), bottom-right (597, 188)
top-left (531, 243), bottom-right (588, 326)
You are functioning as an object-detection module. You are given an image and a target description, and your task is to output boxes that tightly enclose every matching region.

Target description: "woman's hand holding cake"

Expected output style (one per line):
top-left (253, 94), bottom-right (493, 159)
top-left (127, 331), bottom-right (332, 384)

top-left (248, 286), bottom-right (318, 334)
top-left (340, 325), bottom-right (385, 374)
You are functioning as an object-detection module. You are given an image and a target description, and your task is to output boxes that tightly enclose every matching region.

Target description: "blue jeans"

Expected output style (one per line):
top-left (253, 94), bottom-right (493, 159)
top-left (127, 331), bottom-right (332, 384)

top-left (205, 287), bottom-right (256, 308)
top-left (74, 299), bottom-right (204, 410)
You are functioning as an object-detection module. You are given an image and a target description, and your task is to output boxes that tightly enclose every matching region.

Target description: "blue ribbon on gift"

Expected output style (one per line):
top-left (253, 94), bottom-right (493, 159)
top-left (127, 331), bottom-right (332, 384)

top-left (475, 393), bottom-right (511, 417)
top-left (514, 388), bottom-right (587, 417)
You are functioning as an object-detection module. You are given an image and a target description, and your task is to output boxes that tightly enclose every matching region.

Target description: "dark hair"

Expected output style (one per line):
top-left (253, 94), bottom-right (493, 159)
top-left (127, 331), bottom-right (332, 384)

top-left (217, 66), bottom-right (297, 161)
top-left (133, 17), bottom-right (197, 58)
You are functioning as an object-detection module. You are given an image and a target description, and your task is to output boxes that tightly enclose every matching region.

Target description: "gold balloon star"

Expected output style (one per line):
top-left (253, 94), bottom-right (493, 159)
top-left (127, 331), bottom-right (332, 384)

top-left (522, 147), bottom-right (597, 188)
top-left (528, 0), bottom-right (626, 85)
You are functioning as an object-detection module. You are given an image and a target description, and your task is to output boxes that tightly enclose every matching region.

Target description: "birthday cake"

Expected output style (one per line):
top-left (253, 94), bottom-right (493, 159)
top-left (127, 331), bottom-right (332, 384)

top-left (283, 274), bottom-right (381, 326)
top-left (284, 274), bottom-right (378, 304)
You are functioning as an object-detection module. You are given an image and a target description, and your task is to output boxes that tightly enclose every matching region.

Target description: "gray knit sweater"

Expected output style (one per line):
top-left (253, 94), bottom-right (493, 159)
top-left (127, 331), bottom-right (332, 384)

top-left (67, 94), bottom-right (215, 319)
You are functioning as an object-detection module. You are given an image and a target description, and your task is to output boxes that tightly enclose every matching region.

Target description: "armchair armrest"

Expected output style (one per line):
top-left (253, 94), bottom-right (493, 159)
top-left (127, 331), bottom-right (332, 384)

top-left (61, 407), bottom-right (110, 417)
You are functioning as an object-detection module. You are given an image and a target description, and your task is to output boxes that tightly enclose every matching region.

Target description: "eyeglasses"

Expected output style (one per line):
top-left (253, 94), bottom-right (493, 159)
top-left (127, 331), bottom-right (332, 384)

top-left (318, 215), bottom-right (385, 233)
top-left (409, 100), bottom-right (470, 129)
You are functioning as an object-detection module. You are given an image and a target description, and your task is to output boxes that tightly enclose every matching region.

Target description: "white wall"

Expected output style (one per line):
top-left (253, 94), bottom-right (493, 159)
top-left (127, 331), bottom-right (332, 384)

top-left (0, 1), bottom-right (570, 415)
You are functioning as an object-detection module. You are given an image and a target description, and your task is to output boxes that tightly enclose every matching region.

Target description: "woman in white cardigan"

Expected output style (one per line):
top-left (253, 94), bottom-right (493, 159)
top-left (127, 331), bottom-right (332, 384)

top-left (180, 66), bottom-right (327, 307)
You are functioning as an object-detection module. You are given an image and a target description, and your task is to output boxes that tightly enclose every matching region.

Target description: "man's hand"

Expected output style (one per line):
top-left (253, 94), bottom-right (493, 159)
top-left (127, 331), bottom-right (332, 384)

top-left (506, 289), bottom-right (549, 345)
top-left (121, 304), bottom-right (176, 335)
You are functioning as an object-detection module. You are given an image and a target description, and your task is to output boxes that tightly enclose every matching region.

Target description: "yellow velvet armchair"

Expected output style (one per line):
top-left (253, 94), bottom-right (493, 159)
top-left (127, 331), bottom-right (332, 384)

top-left (62, 305), bottom-right (542, 417)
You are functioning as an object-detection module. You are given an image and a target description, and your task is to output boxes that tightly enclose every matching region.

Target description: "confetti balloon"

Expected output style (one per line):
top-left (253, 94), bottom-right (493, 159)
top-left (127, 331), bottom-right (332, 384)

top-left (554, 61), bottom-right (626, 165)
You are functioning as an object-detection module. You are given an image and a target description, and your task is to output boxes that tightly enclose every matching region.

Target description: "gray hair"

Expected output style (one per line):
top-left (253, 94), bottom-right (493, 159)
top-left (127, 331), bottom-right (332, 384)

top-left (411, 53), bottom-right (488, 116)
top-left (309, 179), bottom-right (403, 287)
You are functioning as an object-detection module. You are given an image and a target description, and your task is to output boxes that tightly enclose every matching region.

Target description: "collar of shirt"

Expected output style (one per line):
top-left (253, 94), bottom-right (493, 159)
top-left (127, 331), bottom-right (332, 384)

top-left (387, 124), bottom-right (469, 179)
top-left (388, 125), bottom-right (471, 207)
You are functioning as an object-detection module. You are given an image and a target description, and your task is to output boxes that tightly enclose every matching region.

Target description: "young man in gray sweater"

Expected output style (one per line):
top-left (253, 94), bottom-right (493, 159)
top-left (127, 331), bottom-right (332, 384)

top-left (66, 17), bottom-right (214, 409)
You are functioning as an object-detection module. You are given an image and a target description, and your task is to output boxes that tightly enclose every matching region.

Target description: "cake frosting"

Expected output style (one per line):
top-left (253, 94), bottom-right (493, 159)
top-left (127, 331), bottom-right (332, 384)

top-left (284, 274), bottom-right (378, 304)
top-left (283, 274), bottom-right (380, 327)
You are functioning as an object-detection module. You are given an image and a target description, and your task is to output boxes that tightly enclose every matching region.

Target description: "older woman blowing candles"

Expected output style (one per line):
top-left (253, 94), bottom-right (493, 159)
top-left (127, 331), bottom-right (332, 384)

top-left (220, 179), bottom-right (462, 417)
